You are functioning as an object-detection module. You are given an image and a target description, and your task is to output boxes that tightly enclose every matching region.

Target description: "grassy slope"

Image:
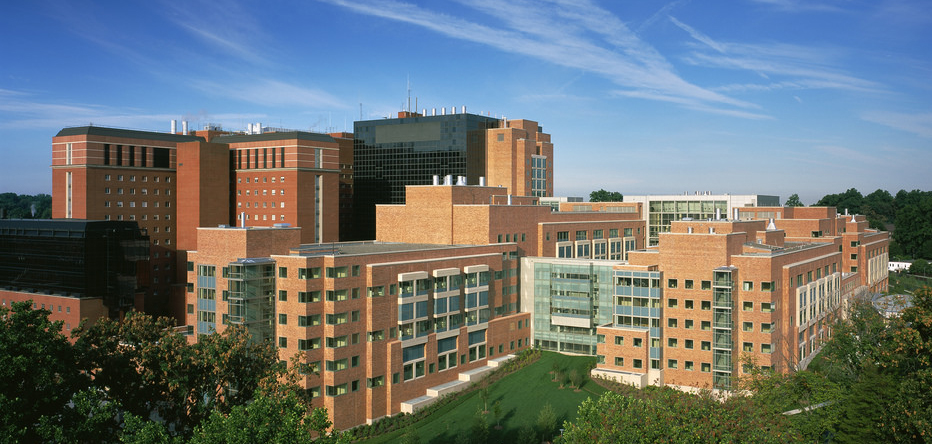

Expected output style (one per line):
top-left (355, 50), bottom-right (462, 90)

top-left (359, 352), bottom-right (604, 443)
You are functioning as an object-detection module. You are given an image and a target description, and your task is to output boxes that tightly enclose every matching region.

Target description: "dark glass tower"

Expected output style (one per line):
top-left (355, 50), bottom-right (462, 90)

top-left (352, 112), bottom-right (501, 240)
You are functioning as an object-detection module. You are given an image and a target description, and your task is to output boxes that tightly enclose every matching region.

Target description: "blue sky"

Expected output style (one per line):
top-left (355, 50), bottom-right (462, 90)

top-left (2, 0), bottom-right (930, 205)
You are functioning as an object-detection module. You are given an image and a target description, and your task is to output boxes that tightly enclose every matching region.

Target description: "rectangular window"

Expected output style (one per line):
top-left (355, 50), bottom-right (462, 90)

top-left (299, 291), bottom-right (321, 303)
top-left (633, 359), bottom-right (643, 369)
top-left (667, 318), bottom-right (677, 328)
top-left (761, 344), bottom-right (772, 354)
top-left (743, 281), bottom-right (753, 291)
top-left (684, 280), bottom-right (694, 289)
top-left (668, 338), bottom-right (678, 348)
top-left (743, 301), bottom-right (753, 311)
top-left (615, 357), bottom-right (624, 366)
top-left (685, 339), bottom-right (694, 349)
top-left (684, 300), bottom-right (694, 309)
top-left (278, 290), bottom-right (287, 302)
top-left (743, 322), bottom-right (753, 332)
top-left (701, 341), bottom-right (711, 351)
top-left (279, 267), bottom-right (288, 278)
top-left (761, 302), bottom-right (773, 313)
top-left (668, 279), bottom-right (677, 289)
top-left (614, 336), bottom-right (624, 345)
top-left (701, 280), bottom-right (711, 290)
top-left (701, 301), bottom-right (711, 311)
top-left (667, 299), bottom-right (678, 308)
top-left (701, 321), bottom-right (711, 331)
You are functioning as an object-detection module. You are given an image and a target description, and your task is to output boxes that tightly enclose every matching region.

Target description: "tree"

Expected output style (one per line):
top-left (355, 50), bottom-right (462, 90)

top-left (73, 311), bottom-right (282, 438)
top-left (190, 382), bottom-right (346, 444)
top-left (785, 193), bottom-right (804, 207)
top-left (815, 188), bottom-right (863, 215)
top-left (909, 259), bottom-right (932, 276)
top-left (0, 301), bottom-right (83, 443)
top-left (589, 189), bottom-right (623, 202)
top-left (569, 368), bottom-right (582, 389)
top-left (536, 403), bottom-right (558, 441)
top-left (492, 400), bottom-right (502, 429)
top-left (479, 386), bottom-right (490, 413)
top-left (470, 407), bottom-right (489, 444)
top-left (562, 389), bottom-right (795, 443)
top-left (0, 192), bottom-right (52, 219)
top-left (893, 190), bottom-right (932, 259)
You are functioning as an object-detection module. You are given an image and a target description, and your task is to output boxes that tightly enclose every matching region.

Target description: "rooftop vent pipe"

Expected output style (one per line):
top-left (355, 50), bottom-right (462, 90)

top-left (479, 176), bottom-right (486, 186)
top-left (709, 227), bottom-right (715, 234)
top-left (182, 121), bottom-right (188, 134)
top-left (767, 218), bottom-right (777, 231)
top-left (456, 176), bottom-right (466, 186)
top-left (443, 175), bottom-right (453, 186)
top-left (171, 119), bottom-right (177, 134)
top-left (432, 175), bottom-right (440, 186)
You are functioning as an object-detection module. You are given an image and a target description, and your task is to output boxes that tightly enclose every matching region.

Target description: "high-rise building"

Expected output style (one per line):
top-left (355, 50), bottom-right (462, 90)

top-left (52, 125), bottom-right (344, 318)
top-left (352, 110), bottom-right (554, 239)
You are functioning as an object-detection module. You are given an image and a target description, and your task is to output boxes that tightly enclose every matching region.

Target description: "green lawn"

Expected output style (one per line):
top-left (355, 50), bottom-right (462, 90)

top-left (357, 352), bottom-right (604, 443)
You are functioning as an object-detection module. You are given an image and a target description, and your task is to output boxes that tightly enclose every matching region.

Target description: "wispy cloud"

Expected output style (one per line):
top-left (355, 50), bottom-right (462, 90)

top-left (669, 16), bottom-right (881, 94)
top-left (0, 89), bottom-right (265, 130)
top-left (749, 0), bottom-right (848, 13)
top-left (161, 0), bottom-right (274, 65)
top-left (862, 111), bottom-right (932, 138)
top-left (189, 79), bottom-right (348, 110)
top-left (320, 0), bottom-right (761, 117)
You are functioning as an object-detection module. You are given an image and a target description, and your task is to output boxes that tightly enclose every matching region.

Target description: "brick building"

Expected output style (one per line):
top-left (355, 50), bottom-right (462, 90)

top-left (184, 226), bottom-right (530, 429)
top-left (52, 125), bottom-right (342, 318)
top-left (575, 211), bottom-right (889, 392)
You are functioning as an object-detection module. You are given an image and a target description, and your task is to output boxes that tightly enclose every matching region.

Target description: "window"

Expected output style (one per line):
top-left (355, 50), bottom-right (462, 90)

top-left (701, 280), bottom-right (711, 290)
top-left (668, 338), bottom-right (678, 348)
top-left (701, 341), bottom-right (711, 351)
top-left (279, 267), bottom-right (288, 278)
top-left (743, 342), bottom-right (753, 352)
top-left (701, 321), bottom-right (711, 331)
top-left (278, 290), bottom-right (287, 302)
top-left (614, 336), bottom-right (624, 345)
top-left (278, 314), bottom-right (287, 325)
top-left (576, 230), bottom-right (587, 240)
top-left (668, 359), bottom-right (678, 369)
top-left (761, 323), bottom-right (773, 333)
top-left (684, 300), bottom-right (694, 309)
top-left (685, 361), bottom-right (694, 371)
top-left (668, 299), bottom-right (678, 308)
top-left (685, 339), bottom-right (694, 349)
top-left (684, 319), bottom-right (694, 329)
top-left (743, 281), bottom-right (753, 291)
top-left (684, 280), bottom-right (694, 289)
top-left (743, 322), bottom-right (753, 332)
top-left (299, 291), bottom-right (321, 303)
top-left (615, 357), bottom-right (624, 366)
top-left (701, 301), bottom-right (711, 311)
top-left (667, 318), bottom-right (677, 328)
top-left (668, 279), bottom-right (677, 288)
top-left (279, 337), bottom-right (288, 348)
top-left (633, 359), bottom-right (643, 369)
top-left (761, 302), bottom-right (774, 313)
top-left (761, 343), bottom-right (772, 354)
top-left (743, 301), bottom-right (753, 311)
top-left (633, 338), bottom-right (643, 347)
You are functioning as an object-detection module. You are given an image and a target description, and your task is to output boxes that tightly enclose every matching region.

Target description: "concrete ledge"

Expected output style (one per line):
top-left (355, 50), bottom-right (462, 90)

top-left (426, 379), bottom-right (469, 397)
top-left (487, 354), bottom-right (515, 368)
top-left (400, 394), bottom-right (437, 414)
top-left (459, 365), bottom-right (494, 382)
top-left (591, 367), bottom-right (648, 388)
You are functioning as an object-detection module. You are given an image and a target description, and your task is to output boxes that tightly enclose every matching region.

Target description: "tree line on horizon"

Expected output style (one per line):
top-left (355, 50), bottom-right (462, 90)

top-left (0, 193), bottom-right (51, 219)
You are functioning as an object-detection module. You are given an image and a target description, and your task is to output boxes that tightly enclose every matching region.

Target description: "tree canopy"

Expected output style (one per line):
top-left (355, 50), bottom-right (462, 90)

top-left (0, 302), bottom-right (343, 443)
top-left (0, 193), bottom-right (52, 219)
top-left (784, 193), bottom-right (804, 207)
top-left (814, 187), bottom-right (932, 259)
top-left (589, 189), bottom-right (623, 202)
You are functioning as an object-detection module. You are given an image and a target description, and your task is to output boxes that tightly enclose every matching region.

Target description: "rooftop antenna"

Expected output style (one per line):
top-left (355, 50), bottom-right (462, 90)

top-left (407, 75), bottom-right (411, 112)
top-left (359, 103), bottom-right (363, 121)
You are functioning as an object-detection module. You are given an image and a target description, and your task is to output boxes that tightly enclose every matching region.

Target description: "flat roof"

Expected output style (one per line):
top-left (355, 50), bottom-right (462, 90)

top-left (289, 241), bottom-right (492, 257)
top-left (214, 131), bottom-right (335, 144)
top-left (56, 126), bottom-right (202, 143)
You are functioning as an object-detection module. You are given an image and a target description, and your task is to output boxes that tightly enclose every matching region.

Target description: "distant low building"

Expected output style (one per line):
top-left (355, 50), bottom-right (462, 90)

top-left (888, 261), bottom-right (912, 272)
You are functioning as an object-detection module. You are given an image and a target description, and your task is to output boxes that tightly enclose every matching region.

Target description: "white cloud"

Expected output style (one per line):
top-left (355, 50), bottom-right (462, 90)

top-left (320, 0), bottom-right (760, 117)
top-left (862, 111), bottom-right (932, 138)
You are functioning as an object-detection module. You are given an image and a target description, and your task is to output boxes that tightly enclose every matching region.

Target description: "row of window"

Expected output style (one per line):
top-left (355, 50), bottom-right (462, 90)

top-left (104, 201), bottom-right (171, 208)
top-left (237, 175), bottom-right (287, 184)
top-left (104, 187), bottom-right (170, 195)
top-left (553, 228), bottom-right (636, 242)
top-left (104, 174), bottom-right (171, 183)
top-left (665, 299), bottom-right (775, 312)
